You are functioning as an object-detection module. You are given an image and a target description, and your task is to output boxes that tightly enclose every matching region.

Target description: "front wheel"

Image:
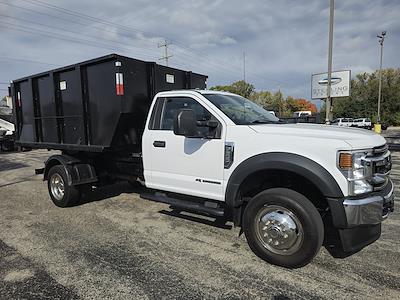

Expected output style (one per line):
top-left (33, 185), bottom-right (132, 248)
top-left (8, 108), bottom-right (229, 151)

top-left (243, 188), bottom-right (324, 268)
top-left (47, 165), bottom-right (81, 207)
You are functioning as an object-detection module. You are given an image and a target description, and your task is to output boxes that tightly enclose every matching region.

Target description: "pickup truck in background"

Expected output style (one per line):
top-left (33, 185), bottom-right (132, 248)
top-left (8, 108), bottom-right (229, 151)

top-left (10, 54), bottom-right (395, 268)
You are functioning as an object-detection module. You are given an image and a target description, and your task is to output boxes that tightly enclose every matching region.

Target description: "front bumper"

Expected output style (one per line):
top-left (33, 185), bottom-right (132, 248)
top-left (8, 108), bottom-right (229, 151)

top-left (326, 180), bottom-right (395, 253)
top-left (343, 181), bottom-right (394, 226)
top-left (328, 179), bottom-right (395, 228)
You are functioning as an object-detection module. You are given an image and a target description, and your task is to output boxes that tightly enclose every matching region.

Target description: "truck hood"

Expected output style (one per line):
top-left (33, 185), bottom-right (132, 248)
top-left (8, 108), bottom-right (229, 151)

top-left (249, 123), bottom-right (386, 149)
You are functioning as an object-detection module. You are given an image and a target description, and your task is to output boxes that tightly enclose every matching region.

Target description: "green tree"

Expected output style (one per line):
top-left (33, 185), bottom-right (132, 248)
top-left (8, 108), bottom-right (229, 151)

top-left (272, 90), bottom-right (287, 117)
top-left (250, 90), bottom-right (289, 117)
top-left (250, 91), bottom-right (274, 109)
top-left (331, 68), bottom-right (400, 125)
top-left (210, 80), bottom-right (255, 98)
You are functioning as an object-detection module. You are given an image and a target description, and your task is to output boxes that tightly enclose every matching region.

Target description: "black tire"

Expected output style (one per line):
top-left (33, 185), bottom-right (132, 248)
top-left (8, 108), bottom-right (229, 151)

top-left (243, 188), bottom-right (324, 268)
top-left (47, 165), bottom-right (81, 207)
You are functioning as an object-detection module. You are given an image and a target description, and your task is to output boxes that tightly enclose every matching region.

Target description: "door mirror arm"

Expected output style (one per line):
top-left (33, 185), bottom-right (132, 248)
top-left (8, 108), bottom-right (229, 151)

top-left (196, 120), bottom-right (218, 128)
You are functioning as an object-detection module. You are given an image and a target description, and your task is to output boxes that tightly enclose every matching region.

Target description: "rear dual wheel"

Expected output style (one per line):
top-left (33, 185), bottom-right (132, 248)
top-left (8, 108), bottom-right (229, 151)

top-left (47, 165), bottom-right (81, 207)
top-left (243, 188), bottom-right (324, 268)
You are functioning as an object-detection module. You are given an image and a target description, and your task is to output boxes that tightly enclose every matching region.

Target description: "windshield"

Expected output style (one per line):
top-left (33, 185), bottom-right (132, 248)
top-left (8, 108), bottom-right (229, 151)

top-left (202, 93), bottom-right (281, 125)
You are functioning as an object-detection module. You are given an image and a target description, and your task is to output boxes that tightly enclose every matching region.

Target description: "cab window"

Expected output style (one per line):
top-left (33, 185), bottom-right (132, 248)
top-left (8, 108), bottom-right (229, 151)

top-left (159, 97), bottom-right (210, 130)
top-left (156, 97), bottom-right (221, 137)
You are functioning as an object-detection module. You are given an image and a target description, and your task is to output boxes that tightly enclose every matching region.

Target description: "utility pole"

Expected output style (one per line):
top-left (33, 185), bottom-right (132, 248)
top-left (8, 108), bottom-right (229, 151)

top-left (377, 31), bottom-right (386, 123)
top-left (158, 39), bottom-right (173, 67)
top-left (243, 51), bottom-right (246, 82)
top-left (325, 0), bottom-right (335, 124)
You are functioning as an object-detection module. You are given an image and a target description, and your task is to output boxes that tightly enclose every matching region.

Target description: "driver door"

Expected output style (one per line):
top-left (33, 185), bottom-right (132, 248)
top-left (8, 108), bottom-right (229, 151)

top-left (144, 96), bottom-right (225, 201)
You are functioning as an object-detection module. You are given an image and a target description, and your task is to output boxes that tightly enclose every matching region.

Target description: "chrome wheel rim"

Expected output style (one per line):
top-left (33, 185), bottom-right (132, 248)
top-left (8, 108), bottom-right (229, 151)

top-left (254, 205), bottom-right (304, 255)
top-left (50, 173), bottom-right (65, 201)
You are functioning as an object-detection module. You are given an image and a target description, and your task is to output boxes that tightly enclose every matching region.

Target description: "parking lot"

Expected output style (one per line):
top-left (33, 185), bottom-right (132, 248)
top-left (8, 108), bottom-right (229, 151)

top-left (0, 149), bottom-right (399, 299)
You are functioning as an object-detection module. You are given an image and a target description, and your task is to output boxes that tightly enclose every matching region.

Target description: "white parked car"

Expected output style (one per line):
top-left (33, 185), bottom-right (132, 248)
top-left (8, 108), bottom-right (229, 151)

top-left (353, 118), bottom-right (372, 129)
top-left (331, 118), bottom-right (354, 127)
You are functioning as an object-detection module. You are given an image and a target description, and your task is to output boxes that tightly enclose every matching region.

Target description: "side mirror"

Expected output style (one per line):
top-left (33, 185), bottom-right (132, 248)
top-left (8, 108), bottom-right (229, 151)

top-left (173, 109), bottom-right (198, 137)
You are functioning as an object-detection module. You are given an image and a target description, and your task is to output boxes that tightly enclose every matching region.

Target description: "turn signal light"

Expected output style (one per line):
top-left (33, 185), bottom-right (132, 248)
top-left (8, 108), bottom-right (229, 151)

top-left (339, 153), bottom-right (352, 169)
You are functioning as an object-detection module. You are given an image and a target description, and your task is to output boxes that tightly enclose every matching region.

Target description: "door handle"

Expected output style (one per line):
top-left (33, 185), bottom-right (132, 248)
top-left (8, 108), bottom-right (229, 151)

top-left (153, 141), bottom-right (166, 148)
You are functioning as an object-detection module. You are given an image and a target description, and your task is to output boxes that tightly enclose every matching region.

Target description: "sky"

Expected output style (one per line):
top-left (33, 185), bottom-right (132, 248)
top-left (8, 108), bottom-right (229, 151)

top-left (0, 0), bottom-right (399, 102)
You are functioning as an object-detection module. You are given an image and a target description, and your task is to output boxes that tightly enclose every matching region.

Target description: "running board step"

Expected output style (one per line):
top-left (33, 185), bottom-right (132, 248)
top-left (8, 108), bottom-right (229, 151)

top-left (140, 192), bottom-right (225, 217)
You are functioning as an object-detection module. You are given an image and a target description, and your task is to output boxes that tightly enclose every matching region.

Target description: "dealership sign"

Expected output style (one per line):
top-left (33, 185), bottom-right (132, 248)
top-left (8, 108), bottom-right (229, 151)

top-left (311, 70), bottom-right (350, 99)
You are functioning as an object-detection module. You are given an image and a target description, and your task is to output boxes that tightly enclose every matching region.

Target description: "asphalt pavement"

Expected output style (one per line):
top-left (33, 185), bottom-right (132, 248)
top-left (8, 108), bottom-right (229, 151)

top-left (0, 149), bottom-right (399, 299)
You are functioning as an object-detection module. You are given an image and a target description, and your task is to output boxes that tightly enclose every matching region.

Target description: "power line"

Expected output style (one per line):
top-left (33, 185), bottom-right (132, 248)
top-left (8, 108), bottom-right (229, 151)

top-left (0, 56), bottom-right (58, 66)
top-left (0, 25), bottom-right (232, 83)
top-left (2, 0), bottom-right (291, 90)
top-left (0, 14), bottom-right (162, 58)
top-left (16, 0), bottom-right (232, 71)
top-left (16, 0), bottom-right (289, 87)
top-left (20, 0), bottom-right (159, 40)
top-left (0, 1), bottom-right (159, 50)
top-left (0, 21), bottom-right (158, 61)
top-left (0, 1), bottom-right (92, 27)
top-left (0, 21), bottom-right (119, 51)
top-left (0, 19), bottom-right (237, 83)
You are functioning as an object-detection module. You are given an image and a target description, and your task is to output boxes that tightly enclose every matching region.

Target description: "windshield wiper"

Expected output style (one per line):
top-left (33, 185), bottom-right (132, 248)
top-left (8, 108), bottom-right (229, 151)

top-left (250, 120), bottom-right (279, 124)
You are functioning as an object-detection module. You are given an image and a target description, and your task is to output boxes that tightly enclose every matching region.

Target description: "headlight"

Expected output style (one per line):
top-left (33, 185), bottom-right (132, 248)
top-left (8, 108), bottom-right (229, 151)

top-left (338, 150), bottom-right (373, 196)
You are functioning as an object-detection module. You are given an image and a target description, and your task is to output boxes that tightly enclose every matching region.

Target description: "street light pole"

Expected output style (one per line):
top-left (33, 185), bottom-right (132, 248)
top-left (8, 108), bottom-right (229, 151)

top-left (377, 31), bottom-right (386, 123)
top-left (325, 0), bottom-right (335, 124)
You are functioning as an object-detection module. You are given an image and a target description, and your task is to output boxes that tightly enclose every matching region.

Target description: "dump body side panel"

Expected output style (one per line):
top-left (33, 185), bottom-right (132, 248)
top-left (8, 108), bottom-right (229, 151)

top-left (12, 54), bottom-right (207, 153)
top-left (18, 80), bottom-right (36, 143)
top-left (35, 75), bottom-right (57, 143)
top-left (85, 59), bottom-right (121, 147)
top-left (59, 68), bottom-right (86, 145)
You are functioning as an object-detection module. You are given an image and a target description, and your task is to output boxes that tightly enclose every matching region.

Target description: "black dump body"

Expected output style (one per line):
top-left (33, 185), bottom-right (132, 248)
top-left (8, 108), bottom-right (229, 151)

top-left (11, 54), bottom-right (207, 152)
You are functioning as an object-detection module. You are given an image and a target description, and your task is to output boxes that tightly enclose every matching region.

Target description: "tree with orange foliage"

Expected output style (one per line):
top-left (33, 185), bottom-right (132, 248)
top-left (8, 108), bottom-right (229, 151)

top-left (287, 96), bottom-right (317, 114)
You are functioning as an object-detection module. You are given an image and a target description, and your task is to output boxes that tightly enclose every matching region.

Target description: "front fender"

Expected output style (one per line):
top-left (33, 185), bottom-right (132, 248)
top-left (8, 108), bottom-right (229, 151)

top-left (225, 152), bottom-right (344, 208)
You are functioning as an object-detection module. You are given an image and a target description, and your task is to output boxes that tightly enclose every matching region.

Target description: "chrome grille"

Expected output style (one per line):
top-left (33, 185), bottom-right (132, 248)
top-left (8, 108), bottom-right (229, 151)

top-left (364, 144), bottom-right (391, 191)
